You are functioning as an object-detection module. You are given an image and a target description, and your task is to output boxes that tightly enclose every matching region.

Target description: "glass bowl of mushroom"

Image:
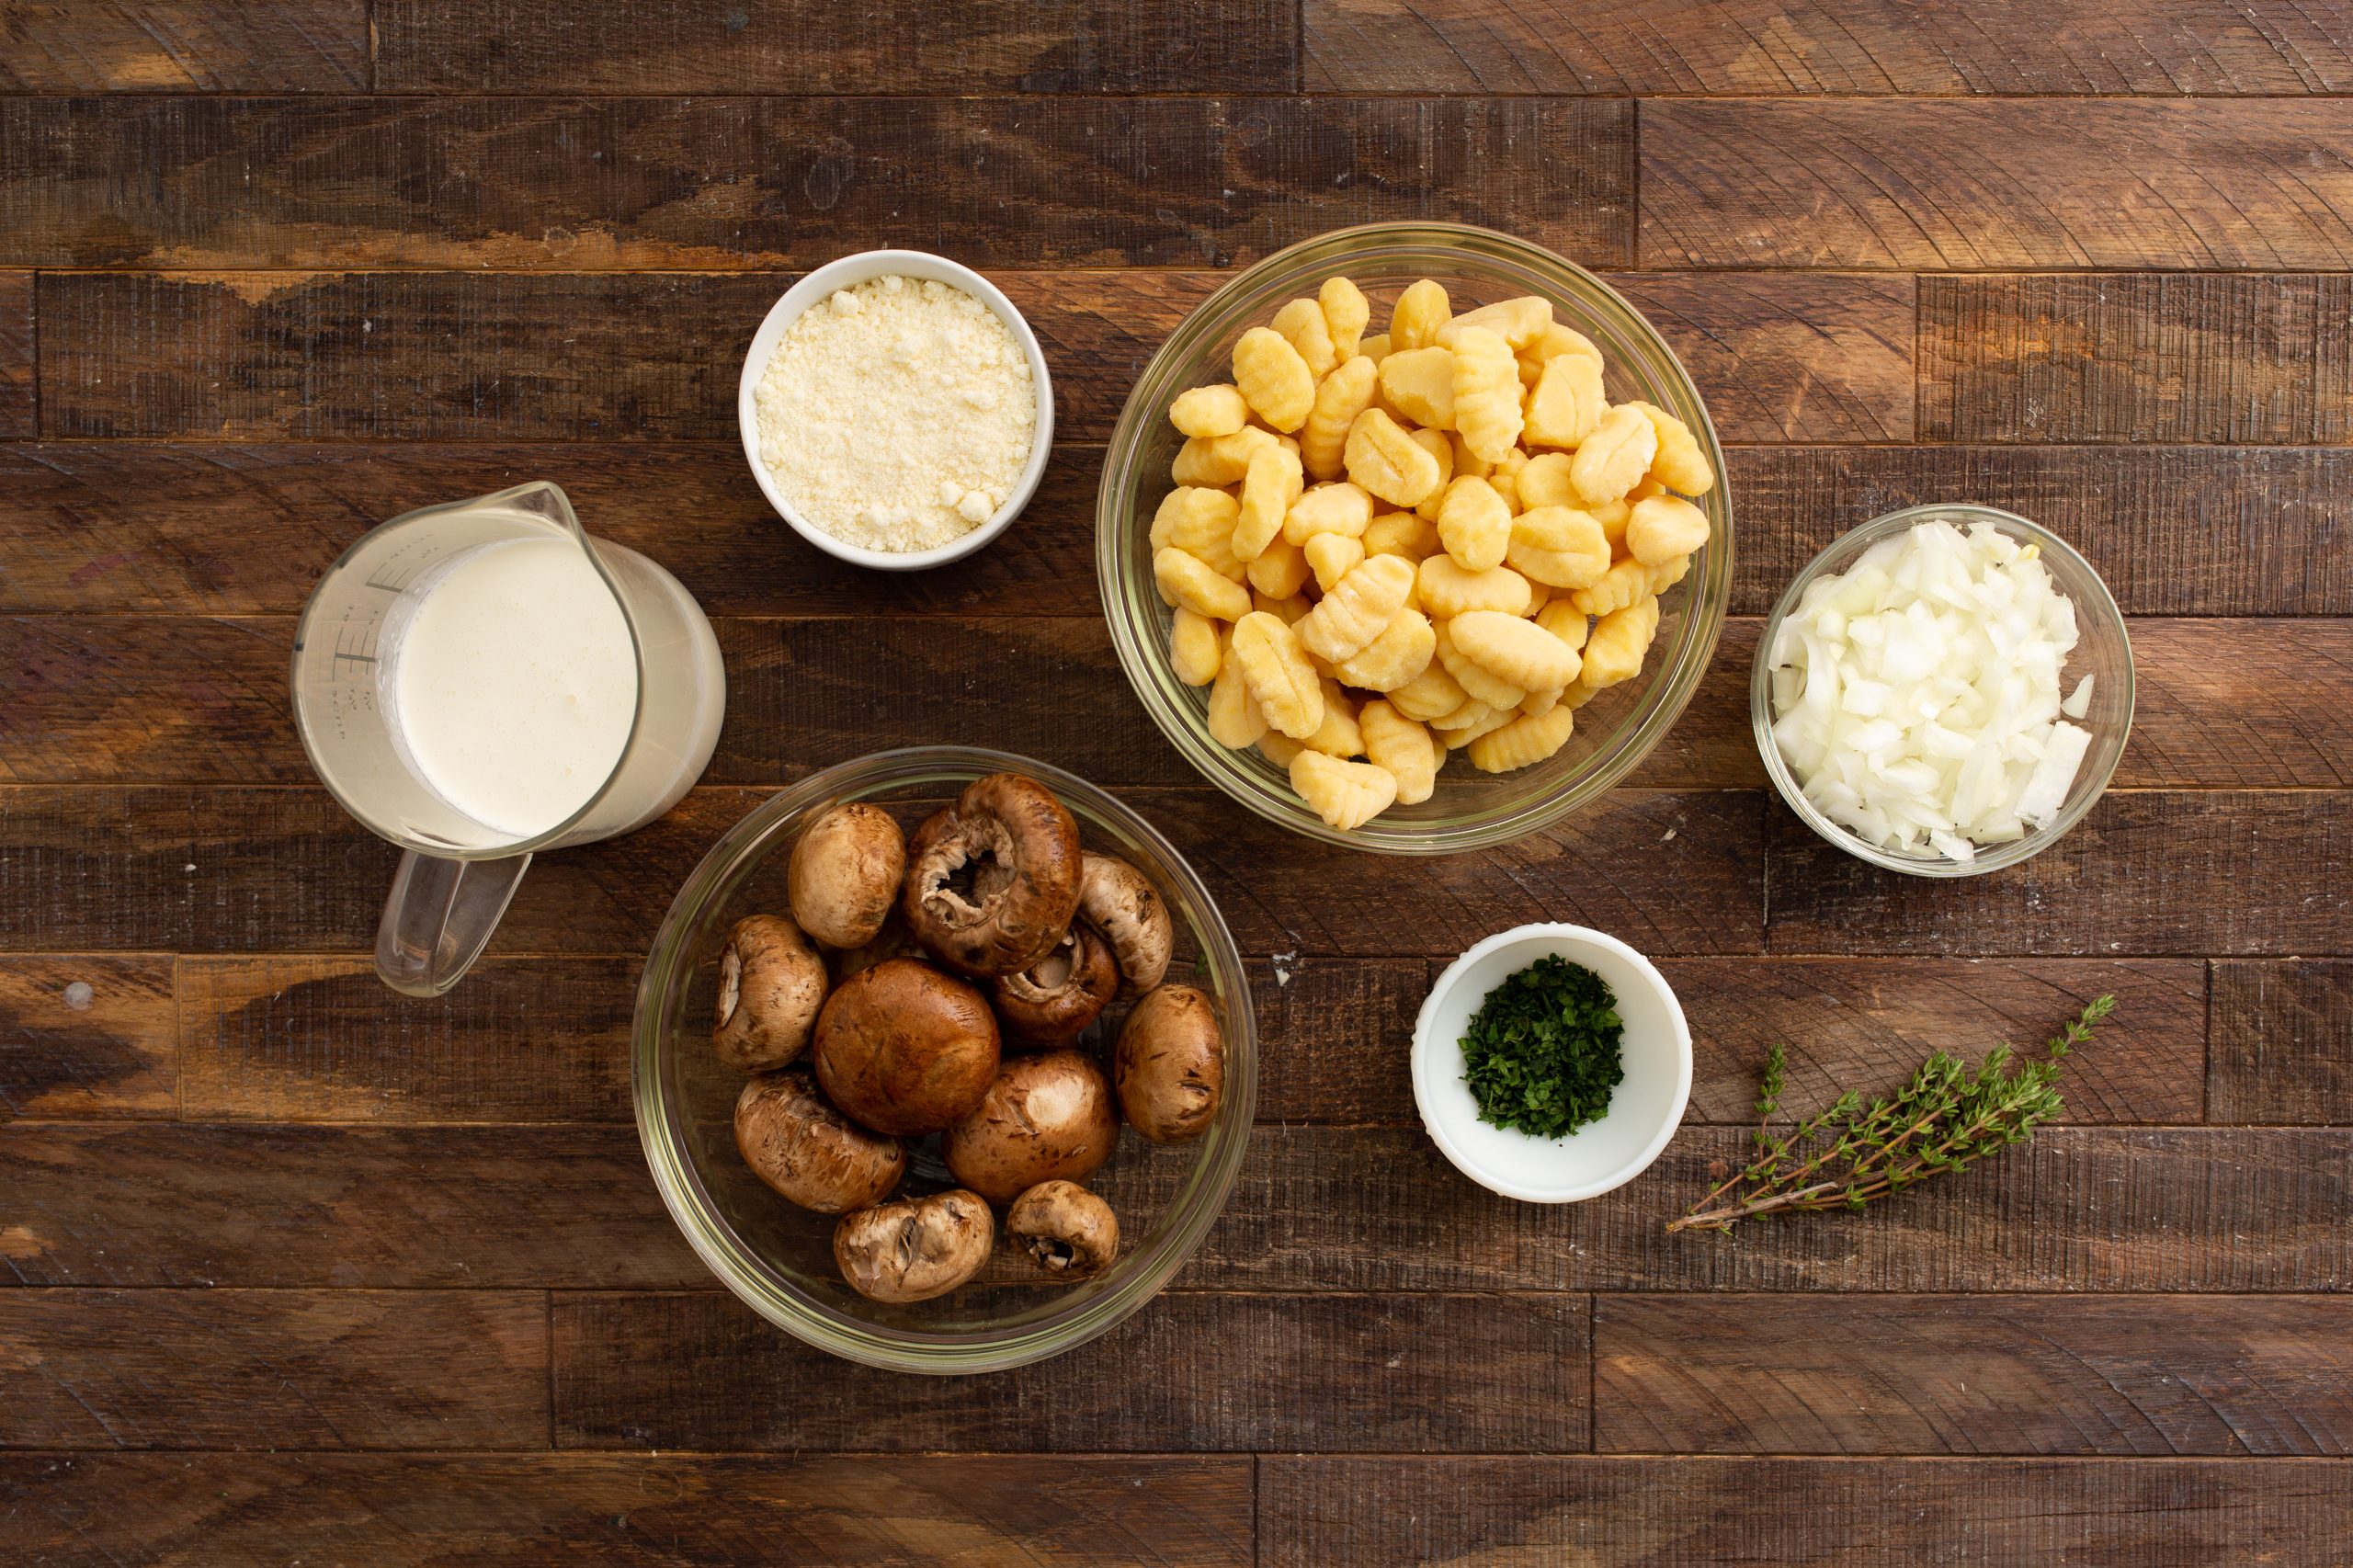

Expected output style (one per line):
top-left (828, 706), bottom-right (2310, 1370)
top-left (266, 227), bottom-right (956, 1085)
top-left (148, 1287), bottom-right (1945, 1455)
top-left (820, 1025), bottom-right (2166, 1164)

top-left (633, 745), bottom-right (1256, 1372)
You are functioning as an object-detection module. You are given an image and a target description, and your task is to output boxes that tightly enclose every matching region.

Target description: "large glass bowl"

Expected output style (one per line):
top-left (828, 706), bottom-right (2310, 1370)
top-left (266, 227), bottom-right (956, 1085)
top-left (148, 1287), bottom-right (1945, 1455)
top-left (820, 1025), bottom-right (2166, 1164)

top-left (1097, 222), bottom-right (1733, 853)
top-left (1752, 504), bottom-right (2135, 878)
top-left (632, 746), bottom-right (1256, 1373)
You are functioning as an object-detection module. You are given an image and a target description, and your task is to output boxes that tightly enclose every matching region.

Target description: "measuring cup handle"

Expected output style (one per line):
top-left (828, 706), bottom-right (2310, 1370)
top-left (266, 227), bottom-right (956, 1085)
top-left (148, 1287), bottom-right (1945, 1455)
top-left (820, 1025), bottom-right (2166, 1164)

top-left (375, 850), bottom-right (532, 997)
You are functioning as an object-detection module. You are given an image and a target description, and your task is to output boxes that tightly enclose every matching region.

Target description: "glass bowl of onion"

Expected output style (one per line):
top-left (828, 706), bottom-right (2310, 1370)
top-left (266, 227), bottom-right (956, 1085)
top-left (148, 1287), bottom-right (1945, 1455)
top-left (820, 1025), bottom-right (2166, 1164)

top-left (1752, 504), bottom-right (2133, 878)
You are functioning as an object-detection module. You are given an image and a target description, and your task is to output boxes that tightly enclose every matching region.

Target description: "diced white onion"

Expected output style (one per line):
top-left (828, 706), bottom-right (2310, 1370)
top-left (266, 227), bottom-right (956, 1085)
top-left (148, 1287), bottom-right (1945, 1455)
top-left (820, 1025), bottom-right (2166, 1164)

top-left (1768, 520), bottom-right (2095, 860)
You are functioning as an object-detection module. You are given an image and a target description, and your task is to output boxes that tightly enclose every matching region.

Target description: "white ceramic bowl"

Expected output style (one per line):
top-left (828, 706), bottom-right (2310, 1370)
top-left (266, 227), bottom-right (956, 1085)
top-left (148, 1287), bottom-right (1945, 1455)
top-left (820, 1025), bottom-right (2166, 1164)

top-left (736, 249), bottom-right (1055, 572)
top-left (1412, 925), bottom-right (1691, 1203)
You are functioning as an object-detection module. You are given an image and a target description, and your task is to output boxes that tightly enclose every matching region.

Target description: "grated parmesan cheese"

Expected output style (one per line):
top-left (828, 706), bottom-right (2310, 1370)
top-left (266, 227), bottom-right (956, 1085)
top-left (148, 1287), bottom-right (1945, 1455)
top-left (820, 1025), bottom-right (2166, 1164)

top-left (754, 274), bottom-right (1037, 553)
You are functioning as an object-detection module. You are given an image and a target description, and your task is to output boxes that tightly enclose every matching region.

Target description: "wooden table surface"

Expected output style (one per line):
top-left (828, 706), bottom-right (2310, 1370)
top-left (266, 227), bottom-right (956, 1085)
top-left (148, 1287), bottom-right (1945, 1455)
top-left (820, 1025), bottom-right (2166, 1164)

top-left (3, 3), bottom-right (2351, 1563)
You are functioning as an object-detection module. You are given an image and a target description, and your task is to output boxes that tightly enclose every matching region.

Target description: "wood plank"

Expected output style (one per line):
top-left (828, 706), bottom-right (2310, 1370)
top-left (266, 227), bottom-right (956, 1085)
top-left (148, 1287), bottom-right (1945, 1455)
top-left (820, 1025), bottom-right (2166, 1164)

top-left (2211, 960), bottom-right (2353, 1123)
top-left (1609, 272), bottom-right (1913, 443)
top-left (0, 441), bottom-right (1110, 618)
top-left (1306, 0), bottom-right (2353, 95)
top-left (1643, 100), bottom-right (2353, 270)
top-left (0, 1123), bottom-right (704, 1287)
top-left (150, 954), bottom-right (2197, 1127)
top-left (7, 441), bottom-right (2348, 619)
top-left (5, 613), bottom-right (2336, 793)
top-left (0, 785), bottom-right (1767, 957)
top-left (37, 266), bottom-right (1889, 443)
top-left (1597, 1295), bottom-right (2353, 1457)
top-left (0, 274), bottom-right (29, 439)
top-left (1725, 446), bottom-right (2353, 617)
top-left (0, 1453), bottom-right (1254, 1566)
top-left (553, 1290), bottom-right (1586, 1452)
top-left (0, 2), bottom-right (369, 90)
top-left (0, 1289), bottom-right (546, 1449)
top-left (6, 1122), bottom-right (2344, 1291)
top-left (0, 97), bottom-right (1631, 270)
top-left (1919, 274), bottom-right (2353, 445)
top-left (379, 0), bottom-right (1297, 93)
top-left (1110, 1125), bottom-right (2353, 1292)
top-left (1768, 791), bottom-right (2353, 958)
top-left (1260, 1456), bottom-right (2353, 1566)
top-left (0, 956), bottom-right (175, 1119)
top-left (1258, 956), bottom-right (2201, 1128)
top-left (177, 956), bottom-right (632, 1122)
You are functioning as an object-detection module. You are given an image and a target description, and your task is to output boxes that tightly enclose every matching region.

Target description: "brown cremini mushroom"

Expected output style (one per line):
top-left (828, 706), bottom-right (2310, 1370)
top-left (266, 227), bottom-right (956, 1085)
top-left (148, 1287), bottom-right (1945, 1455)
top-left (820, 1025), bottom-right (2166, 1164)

top-left (833, 1188), bottom-right (995, 1303)
top-left (1006, 1179), bottom-right (1120, 1280)
top-left (733, 1068), bottom-right (905, 1214)
top-left (1113, 983), bottom-right (1225, 1142)
top-left (789, 803), bottom-right (906, 950)
top-left (812, 958), bottom-right (1000, 1136)
top-left (991, 923), bottom-right (1120, 1049)
top-left (711, 915), bottom-right (828, 1073)
top-left (941, 1049), bottom-right (1120, 1202)
top-left (1075, 852), bottom-right (1174, 996)
top-left (902, 774), bottom-right (1083, 979)
top-left (830, 908), bottom-right (921, 983)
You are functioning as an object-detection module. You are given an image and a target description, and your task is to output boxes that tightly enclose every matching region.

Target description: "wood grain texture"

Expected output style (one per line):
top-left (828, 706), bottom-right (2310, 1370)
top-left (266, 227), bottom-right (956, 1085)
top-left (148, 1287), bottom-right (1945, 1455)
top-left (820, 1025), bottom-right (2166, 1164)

top-left (380, 0), bottom-right (1298, 93)
top-left (0, 1289), bottom-right (547, 1449)
top-left (178, 956), bottom-right (633, 1122)
top-left (0, 956), bottom-right (176, 1120)
top-left (0, 97), bottom-right (1631, 270)
top-left (1725, 446), bottom-right (2353, 617)
top-left (1768, 791), bottom-right (2353, 958)
top-left (1, 1452), bottom-right (1255, 1566)
top-left (6, 1122), bottom-right (2346, 1292)
top-left (2210, 960), bottom-right (2353, 1123)
top-left (553, 1290), bottom-right (1587, 1452)
top-left (0, 2), bottom-right (368, 90)
top-left (1920, 273), bottom-right (2353, 445)
top-left (37, 266), bottom-right (1894, 443)
top-left (0, 1123), bottom-right (703, 1288)
top-left (1257, 957), bottom-right (2201, 1127)
top-left (6, 442), bottom-right (2349, 619)
top-left (1306, 0), bottom-right (2353, 95)
top-left (0, 785), bottom-right (1767, 957)
top-left (1608, 272), bottom-right (1913, 442)
top-left (1643, 100), bottom-right (2353, 269)
top-left (1260, 1455), bottom-right (2353, 1566)
top-left (0, 274), bottom-right (29, 440)
top-left (0, 441), bottom-right (1108, 617)
top-left (1596, 1294), bottom-right (2353, 1457)
top-left (1126, 1125), bottom-right (2353, 1293)
top-left (11, 614), bottom-right (2335, 790)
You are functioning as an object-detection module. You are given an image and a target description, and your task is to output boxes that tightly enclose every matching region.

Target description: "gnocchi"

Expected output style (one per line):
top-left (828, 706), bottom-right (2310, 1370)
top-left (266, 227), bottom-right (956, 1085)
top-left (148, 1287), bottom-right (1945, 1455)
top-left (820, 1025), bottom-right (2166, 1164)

top-left (1146, 271), bottom-right (1711, 829)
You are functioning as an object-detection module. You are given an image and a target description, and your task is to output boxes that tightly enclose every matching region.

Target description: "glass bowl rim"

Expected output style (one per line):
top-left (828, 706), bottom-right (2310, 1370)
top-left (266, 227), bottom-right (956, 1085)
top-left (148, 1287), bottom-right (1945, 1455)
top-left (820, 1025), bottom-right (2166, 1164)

top-left (1749, 502), bottom-right (2137, 879)
top-left (1094, 220), bottom-right (1733, 856)
top-left (631, 744), bottom-right (1257, 1373)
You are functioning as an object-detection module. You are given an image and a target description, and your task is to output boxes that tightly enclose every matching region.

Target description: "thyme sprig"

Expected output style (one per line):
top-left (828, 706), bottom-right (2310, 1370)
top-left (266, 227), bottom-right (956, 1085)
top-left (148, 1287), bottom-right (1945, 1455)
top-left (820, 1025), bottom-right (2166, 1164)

top-left (1668, 995), bottom-right (2115, 1235)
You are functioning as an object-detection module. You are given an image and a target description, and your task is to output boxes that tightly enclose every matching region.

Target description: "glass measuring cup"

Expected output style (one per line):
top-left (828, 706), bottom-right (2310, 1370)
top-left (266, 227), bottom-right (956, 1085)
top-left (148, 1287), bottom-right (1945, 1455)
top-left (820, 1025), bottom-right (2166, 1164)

top-left (291, 482), bottom-right (725, 996)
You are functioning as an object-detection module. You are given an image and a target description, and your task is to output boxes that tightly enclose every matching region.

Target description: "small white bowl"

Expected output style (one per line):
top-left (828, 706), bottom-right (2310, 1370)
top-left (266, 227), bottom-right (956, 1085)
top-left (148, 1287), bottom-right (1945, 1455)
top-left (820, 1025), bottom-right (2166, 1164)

top-left (1412, 924), bottom-right (1691, 1204)
top-left (736, 249), bottom-right (1055, 573)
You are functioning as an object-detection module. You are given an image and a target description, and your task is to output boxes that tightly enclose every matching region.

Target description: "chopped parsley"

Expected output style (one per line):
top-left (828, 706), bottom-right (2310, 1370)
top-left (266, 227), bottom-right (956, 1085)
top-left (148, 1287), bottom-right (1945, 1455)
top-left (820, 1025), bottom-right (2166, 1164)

top-left (1459, 954), bottom-right (1624, 1139)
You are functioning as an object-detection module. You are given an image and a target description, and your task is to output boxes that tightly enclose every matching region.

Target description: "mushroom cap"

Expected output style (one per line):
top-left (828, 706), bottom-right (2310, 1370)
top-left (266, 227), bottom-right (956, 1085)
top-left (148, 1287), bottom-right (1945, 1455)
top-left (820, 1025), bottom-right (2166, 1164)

top-left (941, 1049), bottom-right (1120, 1203)
top-left (711, 915), bottom-right (829, 1073)
top-left (1076, 852), bottom-right (1174, 997)
top-left (991, 922), bottom-right (1120, 1049)
top-left (789, 802), bottom-right (907, 950)
top-left (833, 1188), bottom-right (995, 1303)
top-left (733, 1067), bottom-right (906, 1214)
top-left (1113, 983), bottom-right (1226, 1143)
top-left (1006, 1179), bottom-right (1120, 1279)
top-left (902, 774), bottom-right (1084, 979)
top-left (829, 908), bottom-right (921, 984)
top-left (812, 958), bottom-right (1001, 1136)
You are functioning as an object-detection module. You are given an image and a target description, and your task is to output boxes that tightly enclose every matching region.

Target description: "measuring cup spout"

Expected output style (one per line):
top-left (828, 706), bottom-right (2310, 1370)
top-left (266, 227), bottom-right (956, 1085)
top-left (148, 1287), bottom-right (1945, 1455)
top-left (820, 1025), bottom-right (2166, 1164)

top-left (377, 850), bottom-right (533, 996)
